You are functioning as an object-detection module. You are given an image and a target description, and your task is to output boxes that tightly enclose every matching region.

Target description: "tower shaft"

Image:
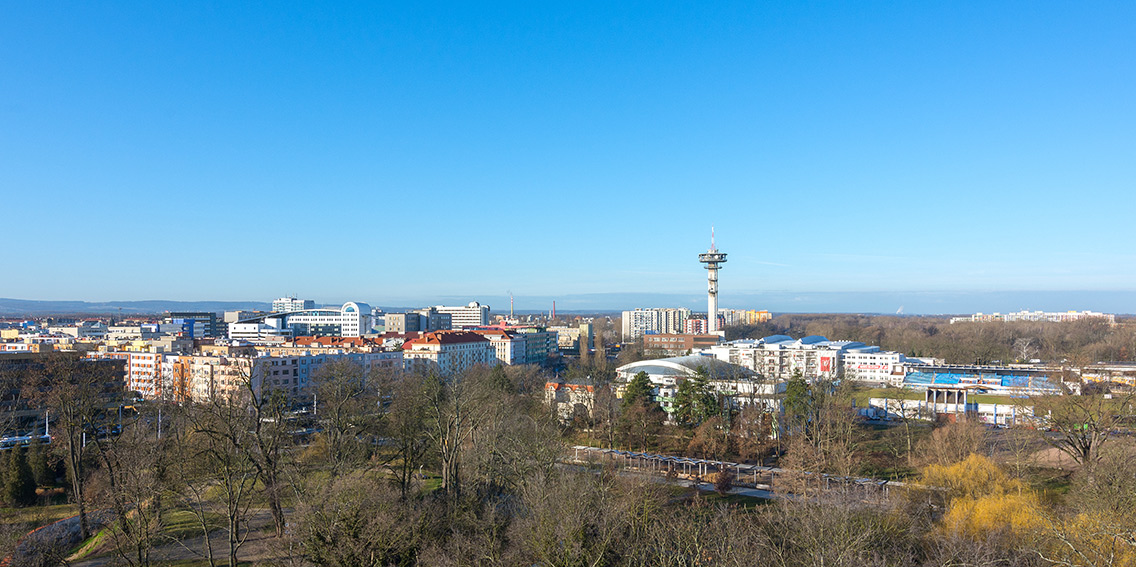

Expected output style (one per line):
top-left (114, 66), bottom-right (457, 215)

top-left (697, 230), bottom-right (727, 335)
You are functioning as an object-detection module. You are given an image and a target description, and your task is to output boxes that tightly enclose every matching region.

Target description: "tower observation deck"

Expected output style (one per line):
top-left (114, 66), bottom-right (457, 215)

top-left (698, 229), bottom-right (727, 335)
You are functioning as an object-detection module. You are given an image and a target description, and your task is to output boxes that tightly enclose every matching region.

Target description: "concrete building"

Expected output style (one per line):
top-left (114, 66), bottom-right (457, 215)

top-left (273, 297), bottom-right (315, 313)
top-left (643, 333), bottom-right (721, 356)
top-left (949, 310), bottom-right (1115, 324)
top-left (228, 322), bottom-right (294, 343)
top-left (473, 329), bottom-right (527, 365)
top-left (386, 308), bottom-right (452, 333)
top-left (433, 302), bottom-right (491, 329)
top-left (46, 321), bottom-right (108, 340)
top-left (549, 322), bottom-right (594, 353)
top-left (164, 312), bottom-right (219, 338)
top-left (544, 379), bottom-right (598, 421)
top-left (181, 349), bottom-right (396, 403)
top-left (223, 310), bottom-right (262, 337)
top-left (621, 308), bottom-right (691, 340)
top-left (719, 309), bottom-right (772, 325)
top-left (514, 328), bottom-right (559, 365)
top-left (288, 302), bottom-right (372, 337)
top-left (842, 348), bottom-right (910, 386)
top-left (1081, 362), bottom-right (1136, 386)
top-left (697, 231), bottom-right (727, 334)
top-left (231, 302), bottom-right (373, 338)
top-left (683, 316), bottom-right (725, 335)
top-left (402, 330), bottom-right (495, 375)
top-left (699, 335), bottom-right (859, 382)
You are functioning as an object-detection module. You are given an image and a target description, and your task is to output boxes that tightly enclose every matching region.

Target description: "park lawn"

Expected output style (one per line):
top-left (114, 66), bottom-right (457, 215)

top-left (968, 393), bottom-right (1022, 405)
top-left (160, 508), bottom-right (226, 541)
top-left (1028, 466), bottom-right (1074, 503)
top-left (0, 503), bottom-right (79, 527)
top-left (66, 526), bottom-right (110, 562)
top-left (852, 420), bottom-right (931, 481)
top-left (851, 387), bottom-right (923, 408)
top-left (697, 491), bottom-right (771, 508)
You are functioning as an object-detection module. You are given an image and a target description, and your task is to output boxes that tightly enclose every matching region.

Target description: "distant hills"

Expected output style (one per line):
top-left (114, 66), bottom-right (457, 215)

top-left (2, 290), bottom-right (1133, 317)
top-left (0, 298), bottom-right (273, 316)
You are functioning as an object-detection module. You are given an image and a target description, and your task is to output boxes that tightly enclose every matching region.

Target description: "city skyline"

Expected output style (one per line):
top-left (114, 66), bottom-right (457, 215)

top-left (3, 2), bottom-right (1134, 306)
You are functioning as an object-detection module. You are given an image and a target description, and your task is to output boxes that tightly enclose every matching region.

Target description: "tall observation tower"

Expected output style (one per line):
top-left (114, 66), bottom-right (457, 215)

top-left (698, 228), bottom-right (727, 335)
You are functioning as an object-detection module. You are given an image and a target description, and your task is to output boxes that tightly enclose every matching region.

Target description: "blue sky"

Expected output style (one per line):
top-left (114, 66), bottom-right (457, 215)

top-left (2, 2), bottom-right (1134, 312)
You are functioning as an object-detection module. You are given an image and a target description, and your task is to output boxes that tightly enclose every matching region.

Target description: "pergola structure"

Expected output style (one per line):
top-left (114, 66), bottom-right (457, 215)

top-left (568, 445), bottom-right (900, 496)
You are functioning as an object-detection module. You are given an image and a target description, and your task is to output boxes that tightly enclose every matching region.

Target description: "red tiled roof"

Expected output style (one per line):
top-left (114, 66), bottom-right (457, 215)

top-left (293, 336), bottom-right (377, 347)
top-left (403, 330), bottom-right (491, 349)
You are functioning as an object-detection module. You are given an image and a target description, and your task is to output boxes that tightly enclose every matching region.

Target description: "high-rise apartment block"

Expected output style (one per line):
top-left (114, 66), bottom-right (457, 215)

top-left (621, 308), bottom-right (691, 340)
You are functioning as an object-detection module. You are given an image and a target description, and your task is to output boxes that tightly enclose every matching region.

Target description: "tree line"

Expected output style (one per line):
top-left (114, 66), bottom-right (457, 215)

top-left (728, 314), bottom-right (1136, 364)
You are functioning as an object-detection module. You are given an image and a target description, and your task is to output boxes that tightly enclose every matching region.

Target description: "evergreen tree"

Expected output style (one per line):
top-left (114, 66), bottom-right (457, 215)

top-left (0, 449), bottom-right (9, 503)
top-left (673, 374), bottom-right (720, 428)
top-left (622, 371), bottom-right (654, 408)
top-left (5, 447), bottom-right (37, 507)
top-left (489, 364), bottom-right (513, 394)
top-left (782, 373), bottom-right (813, 437)
top-left (28, 435), bottom-right (51, 487)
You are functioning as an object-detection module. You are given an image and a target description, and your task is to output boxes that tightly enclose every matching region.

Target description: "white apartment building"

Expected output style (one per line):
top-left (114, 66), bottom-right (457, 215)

top-left (549, 322), bottom-right (594, 351)
top-left (47, 321), bottom-right (108, 339)
top-left (87, 351), bottom-right (163, 398)
top-left (273, 297), bottom-right (315, 312)
top-left (433, 302), bottom-right (491, 329)
top-left (402, 330), bottom-right (495, 375)
top-left (842, 348), bottom-right (908, 386)
top-left (184, 353), bottom-right (337, 402)
top-left (621, 308), bottom-right (691, 340)
top-left (229, 322), bottom-right (294, 343)
top-left (949, 310), bottom-right (1115, 324)
top-left (700, 335), bottom-right (860, 382)
top-left (473, 329), bottom-right (527, 365)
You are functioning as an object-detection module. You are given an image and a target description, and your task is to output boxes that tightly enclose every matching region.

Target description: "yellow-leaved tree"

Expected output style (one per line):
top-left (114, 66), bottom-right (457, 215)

top-left (921, 453), bottom-right (1043, 537)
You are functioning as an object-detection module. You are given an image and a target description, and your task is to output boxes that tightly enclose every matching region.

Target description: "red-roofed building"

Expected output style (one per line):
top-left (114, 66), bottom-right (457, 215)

top-left (402, 330), bottom-right (495, 375)
top-left (544, 380), bottom-right (598, 421)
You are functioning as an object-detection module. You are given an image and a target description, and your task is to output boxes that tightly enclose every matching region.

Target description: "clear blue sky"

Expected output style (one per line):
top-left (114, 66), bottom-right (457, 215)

top-left (2, 2), bottom-right (1134, 310)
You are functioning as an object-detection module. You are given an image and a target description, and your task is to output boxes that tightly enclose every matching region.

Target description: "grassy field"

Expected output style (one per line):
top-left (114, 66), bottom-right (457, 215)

top-left (160, 508), bottom-right (225, 541)
top-left (851, 387), bottom-right (923, 407)
top-left (968, 393), bottom-right (1022, 405)
top-left (0, 503), bottom-right (78, 527)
